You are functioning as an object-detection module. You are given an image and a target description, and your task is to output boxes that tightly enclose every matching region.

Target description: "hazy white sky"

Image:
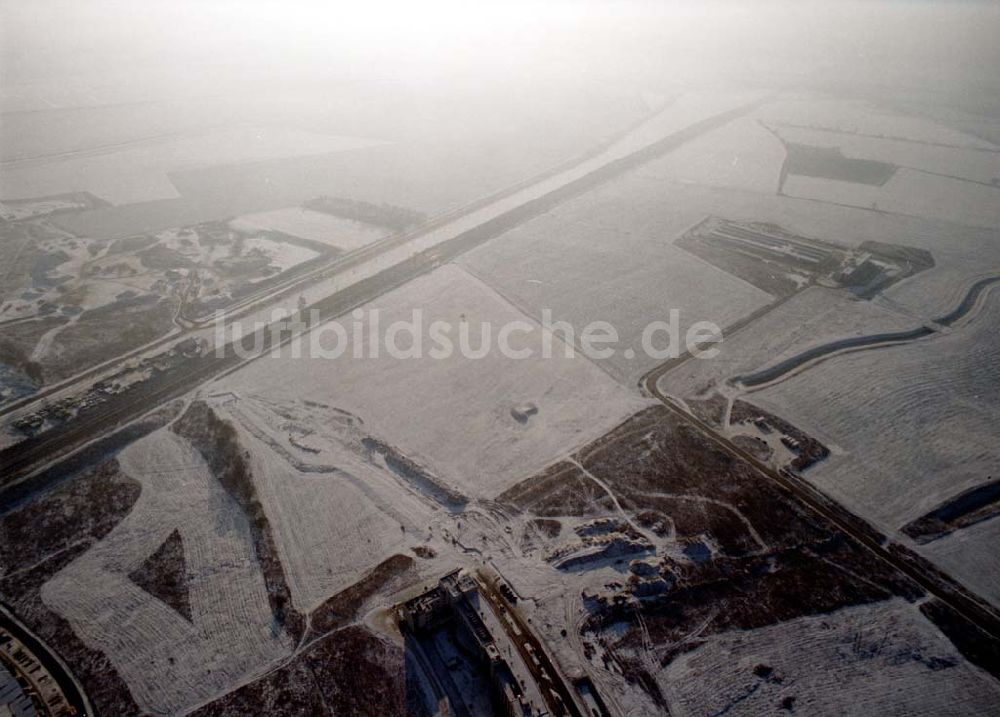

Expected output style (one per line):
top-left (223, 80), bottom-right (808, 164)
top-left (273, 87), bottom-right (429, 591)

top-left (2, 1), bottom-right (998, 109)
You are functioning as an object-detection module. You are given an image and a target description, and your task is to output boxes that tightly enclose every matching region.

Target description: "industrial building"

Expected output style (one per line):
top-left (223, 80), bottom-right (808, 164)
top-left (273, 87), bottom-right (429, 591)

top-left (400, 570), bottom-right (546, 717)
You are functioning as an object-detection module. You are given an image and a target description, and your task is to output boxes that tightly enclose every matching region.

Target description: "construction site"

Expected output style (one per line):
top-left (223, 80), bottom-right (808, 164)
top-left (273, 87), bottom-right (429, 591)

top-left (399, 569), bottom-right (606, 717)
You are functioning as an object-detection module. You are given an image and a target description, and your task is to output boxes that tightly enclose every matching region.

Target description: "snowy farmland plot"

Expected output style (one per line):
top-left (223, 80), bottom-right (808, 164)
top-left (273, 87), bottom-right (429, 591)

top-left (757, 97), bottom-right (998, 150)
top-left (41, 427), bottom-right (291, 716)
top-left (218, 264), bottom-right (652, 498)
top-left (634, 116), bottom-right (786, 194)
top-left (746, 288), bottom-right (1000, 604)
top-left (458, 185), bottom-right (775, 387)
top-left (662, 599), bottom-right (1000, 717)
top-left (772, 124), bottom-right (1000, 185)
top-left (757, 102), bottom-right (1000, 229)
top-left (615, 174), bottom-right (1000, 318)
top-left (460, 156), bottom-right (997, 390)
top-left (782, 169), bottom-right (1000, 230)
top-left (5, 1), bottom-right (1000, 712)
top-left (0, 128), bottom-right (389, 205)
top-left (210, 395), bottom-right (434, 612)
top-left (230, 207), bottom-right (388, 254)
top-left (659, 285), bottom-right (915, 400)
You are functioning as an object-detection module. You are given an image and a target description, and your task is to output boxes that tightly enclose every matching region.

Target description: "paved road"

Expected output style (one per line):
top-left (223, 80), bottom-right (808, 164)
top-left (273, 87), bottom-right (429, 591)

top-left (0, 95), bottom-right (683, 422)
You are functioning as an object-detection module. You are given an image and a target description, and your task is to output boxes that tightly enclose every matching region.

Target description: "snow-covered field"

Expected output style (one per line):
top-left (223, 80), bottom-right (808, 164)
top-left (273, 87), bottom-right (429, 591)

top-left (598, 89), bottom-right (769, 159)
top-left (660, 286), bottom-right (915, 399)
top-left (611, 176), bottom-right (1000, 321)
top-left (462, 162), bottom-right (998, 389)
top-left (758, 97), bottom-right (997, 150)
top-left (661, 599), bottom-right (1000, 717)
top-left (635, 117), bottom-right (785, 193)
top-left (459, 185), bottom-right (775, 386)
top-left (41, 428), bottom-right (290, 716)
top-left (462, 149), bottom-right (997, 388)
top-left (239, 234), bottom-right (319, 273)
top-left (920, 519), bottom-right (1000, 613)
top-left (773, 124), bottom-right (1000, 185)
top-left (745, 97), bottom-right (1000, 228)
top-left (0, 128), bottom-right (387, 205)
top-left (883, 254), bottom-right (1000, 319)
top-left (0, 196), bottom-right (88, 220)
top-left (217, 264), bottom-right (652, 498)
top-left (783, 170), bottom-right (1000, 230)
top-left (746, 288), bottom-right (1000, 603)
top-left (230, 208), bottom-right (387, 253)
top-left (214, 395), bottom-right (432, 612)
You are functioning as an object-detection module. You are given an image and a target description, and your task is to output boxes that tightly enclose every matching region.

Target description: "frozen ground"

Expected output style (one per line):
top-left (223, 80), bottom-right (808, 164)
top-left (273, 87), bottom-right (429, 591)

top-left (920, 520), bottom-right (1000, 613)
top-left (661, 599), bottom-right (1000, 717)
top-left (40, 82), bottom-right (659, 241)
top-left (462, 135), bottom-right (1000, 388)
top-left (459, 187), bottom-right (774, 387)
top-left (783, 170), bottom-right (1000, 230)
top-left (660, 285), bottom-right (915, 399)
top-left (217, 264), bottom-right (652, 498)
top-left (757, 96), bottom-right (997, 150)
top-left (40, 427), bottom-right (290, 716)
top-left (748, 287), bottom-right (1000, 527)
top-left (0, 128), bottom-right (388, 205)
top-left (627, 177), bottom-right (1000, 318)
top-left (213, 395), bottom-right (433, 612)
top-left (773, 124), bottom-right (1000, 185)
top-left (0, 195), bottom-right (96, 221)
top-left (747, 288), bottom-right (1000, 604)
top-left (635, 116), bottom-right (786, 193)
top-left (883, 256), bottom-right (1000, 319)
top-left (759, 100), bottom-right (1000, 229)
top-left (230, 207), bottom-right (387, 253)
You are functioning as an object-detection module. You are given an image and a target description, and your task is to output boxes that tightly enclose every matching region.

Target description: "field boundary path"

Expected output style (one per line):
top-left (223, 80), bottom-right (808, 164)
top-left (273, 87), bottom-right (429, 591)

top-left (1, 94), bottom-right (770, 496)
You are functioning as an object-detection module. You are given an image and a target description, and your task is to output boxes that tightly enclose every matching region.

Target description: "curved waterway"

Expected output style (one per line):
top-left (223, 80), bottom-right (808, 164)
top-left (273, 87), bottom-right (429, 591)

top-left (735, 275), bottom-right (1000, 388)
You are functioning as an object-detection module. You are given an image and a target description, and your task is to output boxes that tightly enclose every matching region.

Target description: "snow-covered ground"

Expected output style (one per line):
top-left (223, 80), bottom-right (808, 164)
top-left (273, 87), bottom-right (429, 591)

top-left (661, 599), bottom-right (1000, 717)
top-left (783, 170), bottom-right (1000, 230)
top-left (41, 427), bottom-right (291, 716)
top-left (660, 286), bottom-right (915, 400)
top-left (0, 196), bottom-right (88, 221)
top-left (214, 395), bottom-right (433, 612)
top-left (636, 116), bottom-right (786, 194)
top-left (459, 187), bottom-right (774, 387)
top-left (773, 124), bottom-right (1000, 185)
top-left (758, 97), bottom-right (997, 150)
top-left (230, 208), bottom-right (387, 253)
top-left (239, 234), bottom-right (319, 273)
top-left (217, 264), bottom-right (652, 498)
top-left (748, 287), bottom-right (1000, 527)
top-left (0, 128), bottom-right (388, 204)
top-left (920, 520), bottom-right (1000, 613)
top-left (747, 289), bottom-right (1000, 604)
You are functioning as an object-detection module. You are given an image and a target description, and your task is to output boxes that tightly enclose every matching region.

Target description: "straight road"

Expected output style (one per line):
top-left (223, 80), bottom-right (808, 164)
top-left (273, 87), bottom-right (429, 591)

top-left (1, 95), bottom-right (769, 492)
top-left (0, 92), bottom-right (702, 420)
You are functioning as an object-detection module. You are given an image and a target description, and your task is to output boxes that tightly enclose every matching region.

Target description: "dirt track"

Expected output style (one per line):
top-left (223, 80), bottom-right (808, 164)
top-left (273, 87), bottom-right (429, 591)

top-left (638, 361), bottom-right (1000, 645)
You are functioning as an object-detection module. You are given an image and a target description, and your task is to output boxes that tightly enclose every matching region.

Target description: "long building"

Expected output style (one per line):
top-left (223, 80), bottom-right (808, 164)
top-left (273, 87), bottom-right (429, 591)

top-left (400, 570), bottom-right (545, 717)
